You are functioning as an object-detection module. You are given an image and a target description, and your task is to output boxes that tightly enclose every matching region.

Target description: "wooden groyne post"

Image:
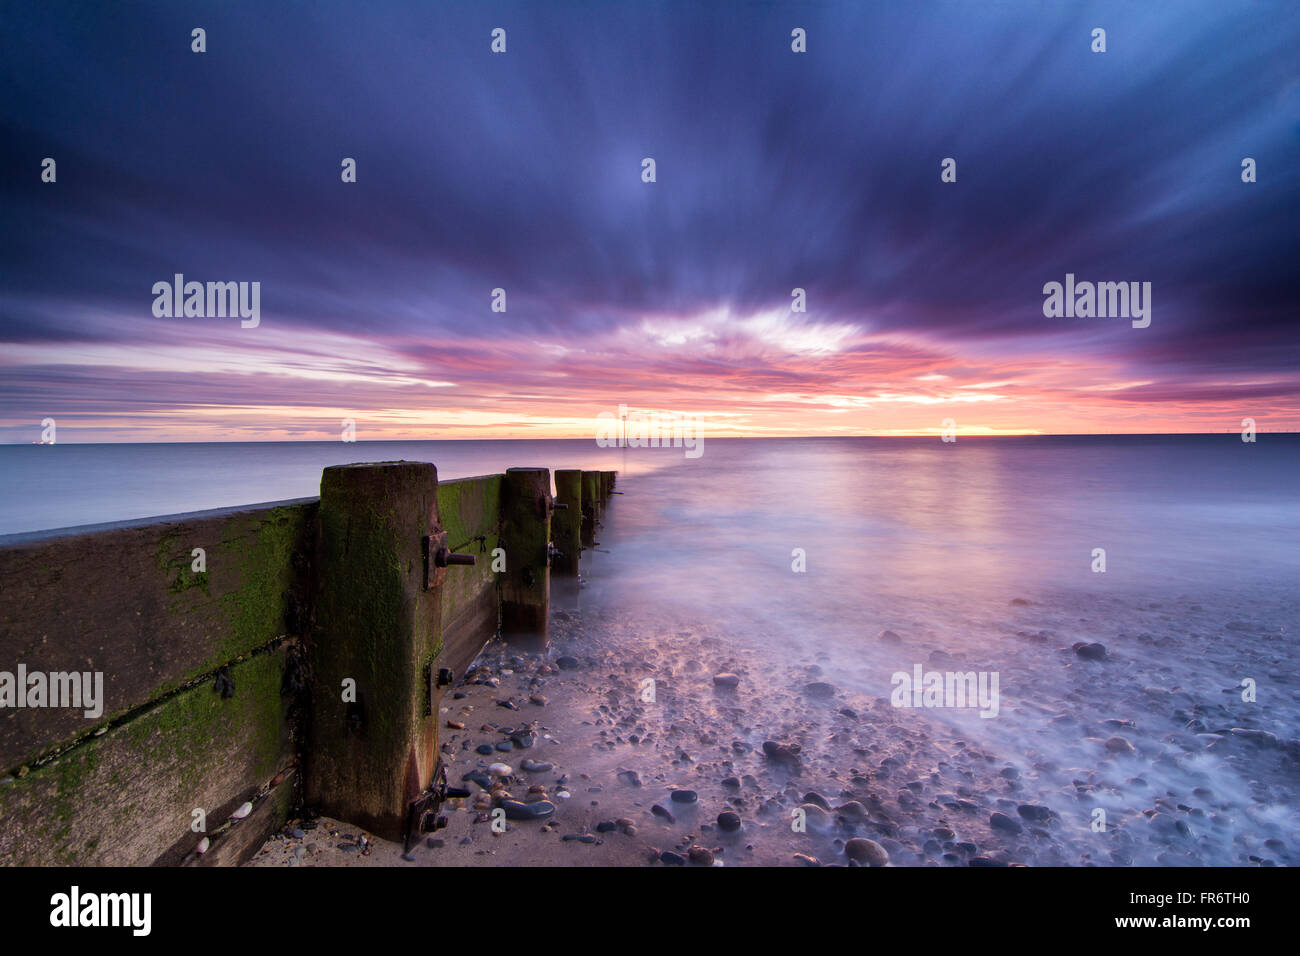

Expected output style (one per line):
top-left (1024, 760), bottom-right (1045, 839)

top-left (500, 467), bottom-right (551, 634)
top-left (306, 461), bottom-right (468, 841)
top-left (552, 469), bottom-right (582, 574)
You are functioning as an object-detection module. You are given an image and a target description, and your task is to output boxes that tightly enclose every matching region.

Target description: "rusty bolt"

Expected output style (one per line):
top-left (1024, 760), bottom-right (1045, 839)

top-left (434, 547), bottom-right (476, 567)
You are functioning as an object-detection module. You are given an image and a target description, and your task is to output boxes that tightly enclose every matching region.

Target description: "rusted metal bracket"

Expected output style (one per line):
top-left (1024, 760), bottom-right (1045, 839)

top-left (403, 760), bottom-right (472, 853)
top-left (422, 532), bottom-right (476, 589)
top-left (426, 664), bottom-right (454, 716)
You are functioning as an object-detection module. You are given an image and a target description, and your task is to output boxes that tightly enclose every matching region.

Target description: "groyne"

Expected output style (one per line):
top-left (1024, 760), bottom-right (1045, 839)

top-left (0, 462), bottom-right (617, 865)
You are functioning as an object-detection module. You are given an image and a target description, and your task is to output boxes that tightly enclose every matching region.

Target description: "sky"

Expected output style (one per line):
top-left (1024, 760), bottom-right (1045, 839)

top-left (2, 0), bottom-right (1299, 443)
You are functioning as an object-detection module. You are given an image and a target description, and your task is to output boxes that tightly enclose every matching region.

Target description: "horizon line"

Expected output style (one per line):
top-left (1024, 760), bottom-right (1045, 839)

top-left (5, 430), bottom-right (1297, 446)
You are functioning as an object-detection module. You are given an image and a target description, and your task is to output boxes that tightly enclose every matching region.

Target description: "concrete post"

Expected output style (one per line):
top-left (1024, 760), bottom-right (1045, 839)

top-left (552, 469), bottom-right (582, 574)
top-left (501, 467), bottom-right (550, 633)
top-left (306, 462), bottom-right (443, 841)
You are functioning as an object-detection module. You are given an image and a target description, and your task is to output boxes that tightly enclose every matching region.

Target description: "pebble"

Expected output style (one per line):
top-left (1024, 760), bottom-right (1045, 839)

top-left (717, 811), bottom-right (742, 832)
top-left (670, 789), bottom-right (698, 804)
top-left (659, 850), bottom-right (686, 865)
top-left (1073, 642), bottom-right (1108, 661)
top-left (836, 801), bottom-right (869, 822)
top-left (802, 791), bottom-right (832, 810)
top-left (488, 762), bottom-right (512, 776)
top-left (618, 769), bottom-right (643, 787)
top-left (231, 802), bottom-right (252, 820)
top-left (651, 804), bottom-right (676, 823)
top-left (877, 629), bottom-right (902, 643)
top-left (500, 799), bottom-right (556, 821)
top-left (688, 845), bottom-right (715, 866)
top-left (990, 812), bottom-right (1023, 834)
top-left (804, 681), bottom-right (837, 699)
top-left (476, 744), bottom-right (495, 755)
top-left (712, 673), bottom-right (741, 688)
top-left (556, 656), bottom-right (580, 670)
top-left (793, 853), bottom-right (820, 867)
top-left (520, 759), bottom-right (553, 773)
top-left (197, 837), bottom-right (210, 854)
top-left (761, 740), bottom-right (801, 764)
top-left (1104, 736), bottom-right (1135, 754)
top-left (844, 837), bottom-right (889, 866)
top-left (1017, 804), bottom-right (1054, 823)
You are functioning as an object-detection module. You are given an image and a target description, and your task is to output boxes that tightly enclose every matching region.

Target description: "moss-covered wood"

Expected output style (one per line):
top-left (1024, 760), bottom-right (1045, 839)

top-left (500, 468), bottom-right (550, 634)
top-left (552, 470), bottom-right (582, 574)
top-left (0, 648), bottom-right (294, 866)
top-left (0, 500), bottom-right (315, 770)
top-left (305, 462), bottom-right (443, 841)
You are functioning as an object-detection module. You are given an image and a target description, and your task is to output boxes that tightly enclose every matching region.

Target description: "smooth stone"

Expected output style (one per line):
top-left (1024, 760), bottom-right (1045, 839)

top-left (1017, 804), bottom-right (1054, 823)
top-left (990, 812), bottom-right (1023, 834)
top-left (556, 656), bottom-right (580, 670)
top-left (651, 804), bottom-right (676, 823)
top-left (712, 673), bottom-right (741, 688)
top-left (687, 845), bottom-right (715, 865)
top-left (500, 799), bottom-right (556, 821)
top-left (804, 681), bottom-right (837, 699)
top-left (803, 791), bottom-right (832, 810)
top-left (1073, 642), bottom-right (1107, 661)
top-left (618, 769), bottom-right (643, 787)
top-left (476, 744), bottom-right (495, 755)
top-left (717, 811), bottom-right (742, 832)
top-left (231, 802), bottom-right (252, 820)
top-left (844, 837), bottom-right (889, 866)
top-left (520, 759), bottom-right (553, 773)
top-left (670, 789), bottom-right (698, 804)
top-left (762, 741), bottom-right (801, 763)
top-left (659, 850), bottom-right (686, 865)
top-left (836, 801), bottom-right (869, 822)
top-left (877, 629), bottom-right (902, 643)
top-left (1104, 737), bottom-right (1135, 754)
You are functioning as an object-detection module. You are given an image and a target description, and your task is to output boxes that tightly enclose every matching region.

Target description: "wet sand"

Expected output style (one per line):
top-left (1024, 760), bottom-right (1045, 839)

top-left (252, 586), bottom-right (1298, 868)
